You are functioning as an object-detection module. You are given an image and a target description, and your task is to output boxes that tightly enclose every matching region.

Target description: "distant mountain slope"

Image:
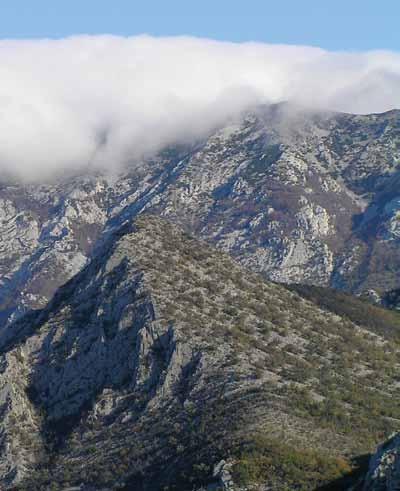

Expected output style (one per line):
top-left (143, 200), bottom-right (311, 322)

top-left (1, 104), bottom-right (400, 324)
top-left (1, 215), bottom-right (400, 490)
top-left (148, 106), bottom-right (400, 293)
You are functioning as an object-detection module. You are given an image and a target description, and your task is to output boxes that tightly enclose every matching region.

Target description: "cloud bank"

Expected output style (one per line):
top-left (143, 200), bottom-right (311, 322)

top-left (1, 35), bottom-right (400, 179)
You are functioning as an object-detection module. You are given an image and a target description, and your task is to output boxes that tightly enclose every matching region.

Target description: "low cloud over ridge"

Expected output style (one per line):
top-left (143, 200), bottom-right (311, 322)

top-left (1, 35), bottom-right (400, 179)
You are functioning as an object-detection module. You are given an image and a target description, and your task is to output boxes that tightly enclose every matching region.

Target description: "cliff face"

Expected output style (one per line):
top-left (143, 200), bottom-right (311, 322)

top-left (362, 434), bottom-right (400, 491)
top-left (0, 215), bottom-right (399, 490)
top-left (1, 105), bottom-right (400, 326)
top-left (382, 289), bottom-right (400, 311)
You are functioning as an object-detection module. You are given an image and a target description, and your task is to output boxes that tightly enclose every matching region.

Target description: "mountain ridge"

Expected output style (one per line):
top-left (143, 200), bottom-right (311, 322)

top-left (0, 214), bottom-right (399, 490)
top-left (1, 104), bottom-right (400, 327)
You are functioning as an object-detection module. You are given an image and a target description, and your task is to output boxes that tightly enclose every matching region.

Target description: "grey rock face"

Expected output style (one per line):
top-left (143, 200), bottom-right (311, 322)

top-left (363, 434), bottom-right (400, 491)
top-left (211, 460), bottom-right (235, 490)
top-left (382, 289), bottom-right (400, 311)
top-left (1, 104), bottom-right (400, 326)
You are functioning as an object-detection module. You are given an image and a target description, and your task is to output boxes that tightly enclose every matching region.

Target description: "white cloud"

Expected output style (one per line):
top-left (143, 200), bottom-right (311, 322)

top-left (0, 35), bottom-right (400, 180)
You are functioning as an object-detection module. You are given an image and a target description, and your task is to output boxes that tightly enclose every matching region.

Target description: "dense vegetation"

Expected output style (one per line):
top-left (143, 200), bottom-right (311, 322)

top-left (232, 435), bottom-right (355, 490)
top-left (289, 283), bottom-right (400, 340)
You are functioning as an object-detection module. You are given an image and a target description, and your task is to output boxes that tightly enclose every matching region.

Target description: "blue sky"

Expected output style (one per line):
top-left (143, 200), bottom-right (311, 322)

top-left (1, 0), bottom-right (398, 51)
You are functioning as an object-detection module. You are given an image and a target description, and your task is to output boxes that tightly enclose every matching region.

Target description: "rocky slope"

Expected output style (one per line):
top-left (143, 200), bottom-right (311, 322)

top-left (1, 215), bottom-right (400, 490)
top-left (1, 104), bottom-right (400, 325)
